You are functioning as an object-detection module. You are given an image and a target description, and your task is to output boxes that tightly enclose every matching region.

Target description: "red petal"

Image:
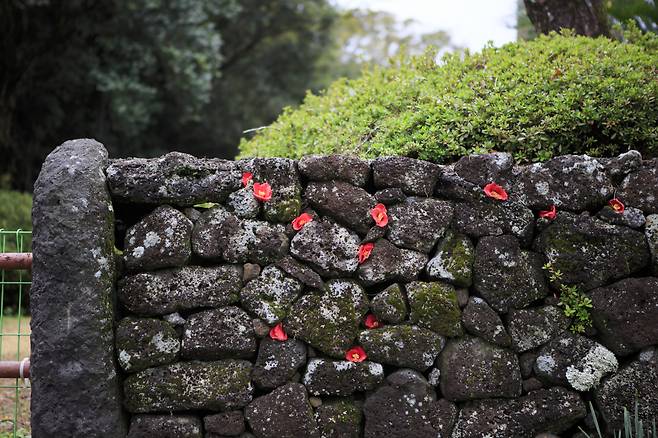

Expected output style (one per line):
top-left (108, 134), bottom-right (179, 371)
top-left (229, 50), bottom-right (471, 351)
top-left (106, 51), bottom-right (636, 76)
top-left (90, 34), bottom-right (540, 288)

top-left (371, 203), bottom-right (389, 227)
top-left (269, 323), bottom-right (288, 341)
top-left (241, 172), bottom-right (253, 187)
top-left (483, 183), bottom-right (508, 201)
top-left (608, 198), bottom-right (625, 214)
top-left (292, 213), bottom-right (313, 231)
top-left (538, 204), bottom-right (557, 220)
top-left (364, 314), bottom-right (380, 329)
top-left (345, 346), bottom-right (367, 362)
top-left (253, 182), bottom-right (273, 202)
top-left (358, 243), bottom-right (374, 264)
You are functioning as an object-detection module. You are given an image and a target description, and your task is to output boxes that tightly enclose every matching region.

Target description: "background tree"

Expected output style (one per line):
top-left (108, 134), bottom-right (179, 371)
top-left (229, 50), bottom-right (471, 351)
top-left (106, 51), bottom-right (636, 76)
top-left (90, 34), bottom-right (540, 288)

top-left (523, 0), bottom-right (610, 37)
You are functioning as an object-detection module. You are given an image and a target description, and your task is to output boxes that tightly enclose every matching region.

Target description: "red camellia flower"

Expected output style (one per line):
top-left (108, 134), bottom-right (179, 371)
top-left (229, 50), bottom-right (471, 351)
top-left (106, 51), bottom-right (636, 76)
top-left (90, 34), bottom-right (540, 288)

top-left (291, 213), bottom-right (313, 231)
top-left (539, 204), bottom-right (557, 220)
top-left (371, 203), bottom-right (388, 227)
top-left (345, 346), bottom-right (367, 363)
top-left (253, 182), bottom-right (272, 202)
top-left (483, 182), bottom-right (508, 201)
top-left (609, 198), bottom-right (625, 214)
top-left (269, 323), bottom-right (288, 341)
top-left (358, 242), bottom-right (374, 264)
top-left (241, 172), bottom-right (253, 187)
top-left (364, 314), bottom-right (381, 329)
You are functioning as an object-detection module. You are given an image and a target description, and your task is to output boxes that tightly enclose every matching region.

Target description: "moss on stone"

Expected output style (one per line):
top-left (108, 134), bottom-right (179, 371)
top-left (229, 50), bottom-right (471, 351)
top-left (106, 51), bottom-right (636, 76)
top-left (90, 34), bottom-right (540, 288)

top-left (264, 196), bottom-right (302, 223)
top-left (406, 281), bottom-right (463, 337)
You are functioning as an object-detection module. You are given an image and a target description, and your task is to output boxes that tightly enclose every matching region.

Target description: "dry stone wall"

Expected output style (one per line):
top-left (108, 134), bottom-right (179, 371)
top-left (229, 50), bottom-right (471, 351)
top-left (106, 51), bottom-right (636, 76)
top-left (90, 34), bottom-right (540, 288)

top-left (31, 140), bottom-right (658, 438)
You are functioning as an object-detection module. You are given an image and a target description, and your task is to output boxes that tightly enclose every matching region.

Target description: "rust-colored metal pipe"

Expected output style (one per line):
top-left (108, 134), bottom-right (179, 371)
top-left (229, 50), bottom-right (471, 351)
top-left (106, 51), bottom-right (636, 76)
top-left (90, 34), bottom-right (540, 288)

top-left (0, 359), bottom-right (30, 379)
top-left (0, 253), bottom-right (32, 270)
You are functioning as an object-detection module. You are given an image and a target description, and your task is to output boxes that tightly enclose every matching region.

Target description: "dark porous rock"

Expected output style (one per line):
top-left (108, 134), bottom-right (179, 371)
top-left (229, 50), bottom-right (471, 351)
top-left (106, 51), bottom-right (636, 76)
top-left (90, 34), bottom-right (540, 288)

top-left (589, 277), bottom-right (658, 356)
top-left (519, 352), bottom-right (538, 378)
top-left (124, 205), bottom-right (193, 271)
top-left (302, 358), bottom-right (384, 396)
top-left (386, 197), bottom-right (454, 253)
top-left (602, 150), bottom-right (642, 179)
top-left (183, 207), bottom-right (201, 223)
top-left (435, 165), bottom-right (484, 202)
top-left (364, 369), bottom-right (457, 438)
top-left (371, 283), bottom-right (408, 324)
top-left (358, 326), bottom-right (445, 371)
top-left (285, 288), bottom-right (361, 358)
top-left (181, 307), bottom-right (256, 360)
top-left (455, 288), bottom-right (469, 307)
top-left (290, 219), bottom-right (360, 277)
top-left (315, 399), bottom-right (362, 438)
top-left (425, 231), bottom-right (474, 287)
top-left (326, 279), bottom-right (369, 317)
top-left (511, 155), bottom-right (614, 211)
top-left (522, 377), bottom-right (543, 393)
top-left (454, 152), bottom-right (514, 187)
top-left (243, 157), bottom-right (302, 222)
top-left (239, 265), bottom-right (302, 324)
top-left (242, 263), bottom-right (261, 283)
top-left (245, 383), bottom-right (319, 438)
top-left (647, 214), bottom-right (658, 274)
top-left (473, 235), bottom-right (549, 313)
top-left (594, 359), bottom-right (658, 431)
top-left (375, 187), bottom-right (406, 205)
top-left (534, 332), bottom-right (618, 391)
top-left (534, 213), bottom-right (650, 291)
top-left (453, 199), bottom-right (535, 244)
top-left (298, 154), bottom-right (370, 187)
top-left (118, 265), bottom-right (242, 315)
top-left (507, 305), bottom-right (570, 353)
top-left (127, 415), bottom-right (202, 438)
top-left (227, 187), bottom-right (260, 219)
top-left (372, 156), bottom-right (441, 196)
top-left (192, 206), bottom-right (288, 264)
top-left (124, 360), bottom-right (253, 412)
top-left (451, 387), bottom-right (586, 438)
top-left (438, 336), bottom-right (521, 401)
top-left (107, 152), bottom-right (241, 205)
top-left (357, 238), bottom-right (427, 286)
top-left (461, 297), bottom-right (511, 347)
top-left (304, 181), bottom-right (376, 234)
top-left (205, 411), bottom-right (245, 437)
top-left (252, 338), bottom-right (306, 390)
top-left (406, 281), bottom-right (463, 337)
top-left (116, 317), bottom-right (180, 373)
top-left (275, 255), bottom-right (324, 289)
top-left (252, 319), bottom-right (270, 338)
top-left (361, 225), bottom-right (386, 243)
top-left (596, 205), bottom-right (645, 228)
top-left (617, 159), bottom-right (658, 214)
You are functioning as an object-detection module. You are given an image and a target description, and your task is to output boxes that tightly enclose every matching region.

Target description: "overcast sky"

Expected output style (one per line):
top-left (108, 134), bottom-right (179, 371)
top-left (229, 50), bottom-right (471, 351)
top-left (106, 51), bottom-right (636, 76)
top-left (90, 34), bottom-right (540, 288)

top-left (333, 0), bottom-right (519, 52)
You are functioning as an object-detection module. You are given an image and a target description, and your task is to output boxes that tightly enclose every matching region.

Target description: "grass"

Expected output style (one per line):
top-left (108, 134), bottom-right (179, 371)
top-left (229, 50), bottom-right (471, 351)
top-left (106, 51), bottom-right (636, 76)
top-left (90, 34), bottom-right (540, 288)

top-left (0, 316), bottom-right (30, 437)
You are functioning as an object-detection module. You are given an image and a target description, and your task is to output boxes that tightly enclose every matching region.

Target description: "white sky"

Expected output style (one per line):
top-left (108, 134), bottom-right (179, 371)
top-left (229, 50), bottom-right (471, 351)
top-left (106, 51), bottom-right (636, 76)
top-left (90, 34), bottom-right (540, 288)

top-left (333, 0), bottom-right (519, 52)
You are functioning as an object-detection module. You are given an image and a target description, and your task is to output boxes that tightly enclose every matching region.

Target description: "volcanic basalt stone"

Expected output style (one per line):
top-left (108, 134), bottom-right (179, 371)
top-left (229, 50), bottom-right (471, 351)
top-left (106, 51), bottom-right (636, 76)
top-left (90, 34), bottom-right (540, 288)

top-left (123, 360), bottom-right (253, 412)
top-left (386, 197), bottom-right (454, 253)
top-left (363, 369), bottom-right (457, 438)
top-left (453, 152), bottom-right (515, 187)
top-left (358, 326), bottom-right (445, 371)
top-left (245, 383), bottom-right (320, 438)
top-left (357, 238), bottom-right (427, 286)
top-left (434, 165), bottom-right (484, 202)
top-left (507, 305), bottom-right (570, 352)
top-left (371, 283), bottom-right (408, 323)
top-left (534, 212), bottom-right (650, 291)
top-left (127, 415), bottom-right (202, 438)
top-left (596, 205), bottom-right (645, 228)
top-left (617, 159), bottom-right (658, 214)
top-left (646, 214), bottom-right (658, 275)
top-left (425, 231), bottom-right (474, 287)
top-left (226, 186), bottom-right (260, 219)
top-left (204, 411), bottom-right (246, 437)
top-left (589, 277), bottom-right (658, 356)
top-left (519, 352), bottom-right (538, 378)
top-left (275, 255), bottom-right (324, 289)
top-left (326, 279), bottom-right (369, 317)
top-left (243, 263), bottom-right (261, 283)
top-left (374, 187), bottom-right (406, 205)
top-left (239, 265), bottom-right (302, 324)
top-left (452, 198), bottom-right (535, 244)
top-left (303, 359), bottom-right (384, 396)
top-left (241, 157), bottom-right (302, 222)
top-left (601, 150), bottom-right (642, 179)
top-left (298, 154), bottom-right (370, 187)
top-left (252, 337), bottom-right (307, 390)
top-left (304, 181), bottom-right (376, 234)
top-left (439, 335), bottom-right (521, 401)
top-left (192, 206), bottom-right (289, 264)
top-left (315, 399), bottom-right (363, 438)
top-left (107, 152), bottom-right (241, 205)
top-left (362, 225), bottom-right (386, 243)
top-left (473, 235), bottom-right (549, 313)
top-left (406, 281), bottom-right (463, 337)
top-left (181, 307), bottom-right (256, 360)
top-left (461, 297), bottom-right (511, 347)
top-left (116, 317), bottom-right (180, 373)
top-left (451, 387), bottom-right (586, 438)
top-left (123, 205), bottom-right (193, 271)
top-left (118, 265), bottom-right (243, 315)
top-left (372, 156), bottom-right (441, 196)
top-left (290, 219), bottom-right (360, 277)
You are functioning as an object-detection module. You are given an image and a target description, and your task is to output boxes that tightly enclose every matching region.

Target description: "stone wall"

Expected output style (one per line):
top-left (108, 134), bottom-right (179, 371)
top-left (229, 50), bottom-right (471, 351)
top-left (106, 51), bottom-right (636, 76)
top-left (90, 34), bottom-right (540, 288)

top-left (31, 140), bottom-right (658, 438)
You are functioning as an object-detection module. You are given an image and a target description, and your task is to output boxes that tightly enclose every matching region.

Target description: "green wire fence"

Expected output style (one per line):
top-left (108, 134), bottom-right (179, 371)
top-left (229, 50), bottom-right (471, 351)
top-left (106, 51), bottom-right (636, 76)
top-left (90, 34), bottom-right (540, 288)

top-left (0, 230), bottom-right (31, 438)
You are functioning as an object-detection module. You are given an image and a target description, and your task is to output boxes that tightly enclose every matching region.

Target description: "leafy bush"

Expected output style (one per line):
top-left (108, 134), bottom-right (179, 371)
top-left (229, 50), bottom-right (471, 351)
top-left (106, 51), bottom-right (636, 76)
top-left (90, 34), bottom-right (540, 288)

top-left (239, 29), bottom-right (658, 162)
top-left (0, 190), bottom-right (32, 232)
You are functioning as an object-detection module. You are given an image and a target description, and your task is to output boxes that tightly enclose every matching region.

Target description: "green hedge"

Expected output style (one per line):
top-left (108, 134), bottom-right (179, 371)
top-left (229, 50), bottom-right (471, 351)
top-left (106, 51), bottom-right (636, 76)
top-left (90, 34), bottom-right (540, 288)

top-left (0, 190), bottom-right (32, 232)
top-left (239, 29), bottom-right (658, 162)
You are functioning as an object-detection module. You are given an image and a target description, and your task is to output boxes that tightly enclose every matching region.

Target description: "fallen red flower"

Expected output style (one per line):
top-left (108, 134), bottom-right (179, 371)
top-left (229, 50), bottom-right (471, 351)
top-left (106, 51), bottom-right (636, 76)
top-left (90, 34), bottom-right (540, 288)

top-left (609, 198), bottom-right (625, 214)
top-left (253, 182), bottom-right (272, 202)
top-left (269, 323), bottom-right (288, 341)
top-left (292, 213), bottom-right (313, 231)
top-left (483, 182), bottom-right (508, 201)
top-left (358, 243), bottom-right (374, 264)
top-left (241, 172), bottom-right (253, 187)
top-left (539, 204), bottom-right (557, 220)
top-left (345, 346), bottom-right (367, 362)
top-left (371, 203), bottom-right (388, 227)
top-left (364, 314), bottom-right (381, 329)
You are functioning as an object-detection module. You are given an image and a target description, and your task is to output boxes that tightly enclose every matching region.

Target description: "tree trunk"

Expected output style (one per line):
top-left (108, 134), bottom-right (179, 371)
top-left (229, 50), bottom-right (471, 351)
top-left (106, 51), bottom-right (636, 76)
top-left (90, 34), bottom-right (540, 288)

top-left (523, 0), bottom-right (610, 37)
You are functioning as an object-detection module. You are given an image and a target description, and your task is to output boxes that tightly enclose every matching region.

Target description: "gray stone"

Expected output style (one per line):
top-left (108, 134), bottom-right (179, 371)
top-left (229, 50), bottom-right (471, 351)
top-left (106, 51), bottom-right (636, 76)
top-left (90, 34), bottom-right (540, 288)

top-left (315, 399), bottom-right (362, 438)
top-left (31, 139), bottom-right (127, 437)
top-left (243, 157), bottom-right (302, 222)
top-left (438, 336), bottom-right (522, 401)
top-left (362, 225), bottom-right (386, 243)
top-left (127, 415), bottom-right (202, 438)
top-left (245, 383), bottom-right (320, 438)
top-left (375, 187), bottom-right (406, 205)
top-left (243, 263), bottom-right (261, 283)
top-left (290, 219), bottom-right (360, 277)
top-left (474, 235), bottom-right (549, 313)
top-left (239, 265), bottom-right (302, 324)
top-left (275, 255), bottom-right (324, 289)
top-left (304, 181), bottom-right (376, 234)
top-left (461, 297), bottom-right (511, 347)
top-left (425, 231), bottom-right (474, 287)
top-left (507, 305), bottom-right (570, 352)
top-left (357, 238), bottom-right (427, 286)
top-left (646, 214), bottom-right (658, 275)
top-left (519, 352), bottom-right (538, 378)
top-left (118, 265), bottom-right (243, 315)
top-left (371, 284), bottom-right (408, 324)
top-left (107, 152), bottom-right (241, 205)
top-left (358, 326), bottom-right (445, 371)
top-left (303, 358), bottom-right (384, 396)
top-left (298, 154), bottom-right (370, 187)
top-left (522, 377), bottom-right (543, 393)
top-left (602, 150), bottom-right (643, 179)
top-left (454, 152), bottom-right (514, 187)
top-left (204, 411), bottom-right (245, 437)
top-left (534, 213), bottom-right (650, 291)
top-left (372, 156), bottom-right (441, 196)
top-left (406, 281), bottom-right (463, 337)
top-left (227, 186), bottom-right (260, 218)
top-left (596, 205), bottom-right (645, 228)
top-left (116, 317), bottom-right (180, 373)
top-left (617, 159), bottom-right (658, 214)
top-left (181, 307), bottom-right (256, 360)
top-left (252, 338), bottom-right (307, 390)
top-left (326, 279), bottom-right (370, 317)
top-left (453, 199), bottom-right (535, 244)
top-left (455, 288), bottom-right (469, 307)
top-left (123, 205), bottom-right (193, 271)
top-left (386, 197), bottom-right (454, 253)
top-left (434, 165), bottom-right (484, 202)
